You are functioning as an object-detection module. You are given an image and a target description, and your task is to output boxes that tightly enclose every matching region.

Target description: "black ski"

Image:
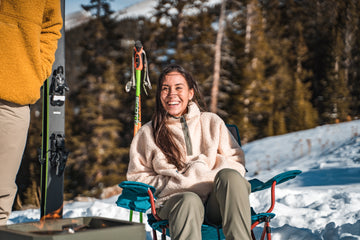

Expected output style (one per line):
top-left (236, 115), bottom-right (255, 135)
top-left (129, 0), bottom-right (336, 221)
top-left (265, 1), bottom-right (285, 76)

top-left (40, 0), bottom-right (69, 219)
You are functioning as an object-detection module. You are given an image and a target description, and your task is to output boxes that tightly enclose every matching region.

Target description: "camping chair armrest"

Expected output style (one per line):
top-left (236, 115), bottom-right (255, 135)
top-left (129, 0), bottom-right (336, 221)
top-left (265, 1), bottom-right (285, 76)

top-left (249, 170), bottom-right (302, 193)
top-left (249, 170), bottom-right (302, 231)
top-left (116, 181), bottom-right (156, 213)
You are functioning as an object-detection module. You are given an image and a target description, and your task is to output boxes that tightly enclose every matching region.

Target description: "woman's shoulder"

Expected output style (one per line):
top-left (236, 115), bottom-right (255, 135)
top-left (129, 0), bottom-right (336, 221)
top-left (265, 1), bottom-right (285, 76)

top-left (135, 121), bottom-right (153, 136)
top-left (131, 121), bottom-right (155, 147)
top-left (200, 111), bottom-right (224, 124)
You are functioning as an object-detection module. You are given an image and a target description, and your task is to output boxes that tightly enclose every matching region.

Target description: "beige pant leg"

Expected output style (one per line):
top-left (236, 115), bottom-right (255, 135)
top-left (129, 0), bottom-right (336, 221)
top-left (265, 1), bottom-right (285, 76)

top-left (157, 192), bottom-right (204, 240)
top-left (205, 168), bottom-right (252, 240)
top-left (0, 100), bottom-right (30, 225)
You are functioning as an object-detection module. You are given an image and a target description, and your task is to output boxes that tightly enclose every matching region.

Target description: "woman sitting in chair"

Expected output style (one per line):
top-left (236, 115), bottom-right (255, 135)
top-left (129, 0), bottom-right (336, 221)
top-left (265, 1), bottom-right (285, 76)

top-left (127, 63), bottom-right (251, 240)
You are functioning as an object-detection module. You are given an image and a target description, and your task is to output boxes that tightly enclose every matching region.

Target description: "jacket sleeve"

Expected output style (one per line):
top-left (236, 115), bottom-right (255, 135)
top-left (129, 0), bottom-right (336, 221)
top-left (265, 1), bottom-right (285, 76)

top-left (40, 0), bottom-right (63, 80)
top-left (126, 125), bottom-right (183, 194)
top-left (215, 119), bottom-right (246, 176)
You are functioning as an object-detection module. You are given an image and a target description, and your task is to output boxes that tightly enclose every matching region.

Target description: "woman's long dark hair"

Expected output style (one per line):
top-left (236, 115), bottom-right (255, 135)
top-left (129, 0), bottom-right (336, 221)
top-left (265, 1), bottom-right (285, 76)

top-left (152, 64), bottom-right (204, 170)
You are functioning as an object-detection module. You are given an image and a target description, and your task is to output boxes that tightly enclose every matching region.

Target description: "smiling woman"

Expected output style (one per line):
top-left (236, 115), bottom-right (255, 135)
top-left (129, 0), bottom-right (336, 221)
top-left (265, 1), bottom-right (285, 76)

top-left (152, 64), bottom-right (204, 170)
top-left (126, 63), bottom-right (252, 239)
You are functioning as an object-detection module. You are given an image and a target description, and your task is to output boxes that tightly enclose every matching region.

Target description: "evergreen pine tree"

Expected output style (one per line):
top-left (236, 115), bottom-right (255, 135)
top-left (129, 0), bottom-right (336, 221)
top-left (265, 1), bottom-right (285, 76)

top-left (67, 14), bottom-right (128, 197)
top-left (315, 1), bottom-right (351, 123)
top-left (81, 0), bottom-right (114, 18)
top-left (273, 1), bottom-right (318, 131)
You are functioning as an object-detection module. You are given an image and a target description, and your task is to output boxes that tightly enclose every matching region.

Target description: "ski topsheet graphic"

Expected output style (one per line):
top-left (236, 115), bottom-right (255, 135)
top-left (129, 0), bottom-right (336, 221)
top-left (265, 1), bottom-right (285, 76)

top-left (40, 0), bottom-right (69, 219)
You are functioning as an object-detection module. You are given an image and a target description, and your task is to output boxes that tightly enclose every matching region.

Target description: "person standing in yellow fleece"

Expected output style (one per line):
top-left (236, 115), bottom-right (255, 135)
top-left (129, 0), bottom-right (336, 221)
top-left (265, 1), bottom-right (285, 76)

top-left (0, 0), bottom-right (63, 225)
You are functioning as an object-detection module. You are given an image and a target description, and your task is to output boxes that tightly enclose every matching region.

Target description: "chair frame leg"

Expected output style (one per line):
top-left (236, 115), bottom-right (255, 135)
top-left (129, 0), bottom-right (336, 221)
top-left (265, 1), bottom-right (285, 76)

top-left (152, 229), bottom-right (158, 240)
top-left (216, 227), bottom-right (221, 240)
top-left (260, 217), bottom-right (271, 240)
top-left (251, 181), bottom-right (277, 240)
top-left (161, 228), bottom-right (167, 240)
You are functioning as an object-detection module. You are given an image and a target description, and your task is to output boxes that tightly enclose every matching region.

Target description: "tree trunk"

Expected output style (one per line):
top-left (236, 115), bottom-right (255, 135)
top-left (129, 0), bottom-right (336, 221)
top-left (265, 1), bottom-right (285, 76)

top-left (343, 2), bottom-right (354, 86)
top-left (245, 0), bottom-right (256, 54)
top-left (177, 11), bottom-right (185, 52)
top-left (210, 0), bottom-right (226, 113)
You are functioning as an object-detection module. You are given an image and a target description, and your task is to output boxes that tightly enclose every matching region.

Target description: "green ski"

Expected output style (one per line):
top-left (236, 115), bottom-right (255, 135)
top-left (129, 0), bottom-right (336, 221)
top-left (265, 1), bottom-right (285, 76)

top-left (125, 40), bottom-right (152, 222)
top-left (39, 0), bottom-right (69, 220)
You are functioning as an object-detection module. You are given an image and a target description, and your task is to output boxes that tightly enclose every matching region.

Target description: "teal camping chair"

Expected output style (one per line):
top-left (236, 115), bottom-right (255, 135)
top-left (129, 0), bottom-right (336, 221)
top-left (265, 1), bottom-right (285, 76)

top-left (116, 124), bottom-right (302, 240)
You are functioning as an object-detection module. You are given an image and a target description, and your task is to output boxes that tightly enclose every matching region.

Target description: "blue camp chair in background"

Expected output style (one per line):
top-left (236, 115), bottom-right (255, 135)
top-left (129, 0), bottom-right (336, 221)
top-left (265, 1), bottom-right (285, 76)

top-left (116, 124), bottom-right (302, 240)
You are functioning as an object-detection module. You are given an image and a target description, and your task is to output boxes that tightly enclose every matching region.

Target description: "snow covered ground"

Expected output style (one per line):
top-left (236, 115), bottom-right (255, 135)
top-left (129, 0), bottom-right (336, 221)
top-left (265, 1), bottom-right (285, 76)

top-left (8, 120), bottom-right (360, 239)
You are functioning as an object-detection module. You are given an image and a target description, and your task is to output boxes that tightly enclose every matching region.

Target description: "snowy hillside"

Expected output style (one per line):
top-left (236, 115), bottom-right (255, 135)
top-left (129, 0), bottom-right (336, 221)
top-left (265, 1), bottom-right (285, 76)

top-left (113, 0), bottom-right (157, 21)
top-left (65, 10), bottom-right (92, 30)
top-left (244, 120), bottom-right (360, 239)
top-left (65, 0), bottom-right (157, 30)
top-left (8, 120), bottom-right (360, 239)
top-left (65, 0), bottom-right (223, 30)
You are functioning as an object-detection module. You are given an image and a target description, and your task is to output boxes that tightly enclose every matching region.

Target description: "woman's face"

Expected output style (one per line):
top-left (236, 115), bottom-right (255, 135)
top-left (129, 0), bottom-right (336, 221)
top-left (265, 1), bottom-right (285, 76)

top-left (160, 72), bottom-right (194, 117)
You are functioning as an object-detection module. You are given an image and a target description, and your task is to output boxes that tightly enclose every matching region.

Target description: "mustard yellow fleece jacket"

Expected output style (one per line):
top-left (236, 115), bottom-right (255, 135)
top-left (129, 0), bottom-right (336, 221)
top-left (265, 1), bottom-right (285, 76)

top-left (0, 0), bottom-right (62, 105)
top-left (127, 103), bottom-right (246, 207)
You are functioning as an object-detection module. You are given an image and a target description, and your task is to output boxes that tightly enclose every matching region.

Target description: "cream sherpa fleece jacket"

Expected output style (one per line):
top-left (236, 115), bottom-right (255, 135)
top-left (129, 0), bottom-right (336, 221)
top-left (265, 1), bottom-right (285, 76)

top-left (127, 102), bottom-right (246, 207)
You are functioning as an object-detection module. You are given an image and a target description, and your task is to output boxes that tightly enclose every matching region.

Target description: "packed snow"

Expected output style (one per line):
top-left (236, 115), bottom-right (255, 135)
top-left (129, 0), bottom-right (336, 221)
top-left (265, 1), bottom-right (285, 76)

top-left (113, 0), bottom-right (157, 21)
top-left (8, 120), bottom-right (360, 239)
top-left (65, 0), bottom-right (223, 30)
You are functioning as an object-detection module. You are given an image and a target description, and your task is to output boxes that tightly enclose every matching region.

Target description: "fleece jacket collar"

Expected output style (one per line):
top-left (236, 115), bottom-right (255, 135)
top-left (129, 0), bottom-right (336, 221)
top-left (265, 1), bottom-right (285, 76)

top-left (166, 102), bottom-right (200, 156)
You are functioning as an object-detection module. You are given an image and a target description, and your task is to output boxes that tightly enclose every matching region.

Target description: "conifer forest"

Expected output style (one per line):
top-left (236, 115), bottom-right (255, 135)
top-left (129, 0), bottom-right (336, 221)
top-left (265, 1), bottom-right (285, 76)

top-left (15, 0), bottom-right (360, 209)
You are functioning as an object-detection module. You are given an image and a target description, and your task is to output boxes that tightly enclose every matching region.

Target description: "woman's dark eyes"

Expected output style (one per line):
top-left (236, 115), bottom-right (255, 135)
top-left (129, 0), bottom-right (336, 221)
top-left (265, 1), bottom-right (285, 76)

top-left (161, 87), bottom-right (183, 91)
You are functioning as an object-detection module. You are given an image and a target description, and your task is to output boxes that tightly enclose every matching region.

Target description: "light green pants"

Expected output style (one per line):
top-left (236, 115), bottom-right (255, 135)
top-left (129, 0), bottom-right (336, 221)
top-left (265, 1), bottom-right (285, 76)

top-left (157, 168), bottom-right (252, 240)
top-left (0, 100), bottom-right (30, 225)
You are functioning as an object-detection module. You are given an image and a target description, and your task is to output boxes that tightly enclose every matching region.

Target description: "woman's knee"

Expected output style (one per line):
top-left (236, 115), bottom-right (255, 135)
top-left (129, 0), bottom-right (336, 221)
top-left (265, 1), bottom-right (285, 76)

top-left (158, 192), bottom-right (204, 220)
top-left (216, 168), bottom-right (241, 182)
top-left (166, 192), bottom-right (204, 213)
top-left (215, 168), bottom-right (251, 194)
top-left (177, 192), bottom-right (203, 210)
top-left (169, 192), bottom-right (204, 222)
